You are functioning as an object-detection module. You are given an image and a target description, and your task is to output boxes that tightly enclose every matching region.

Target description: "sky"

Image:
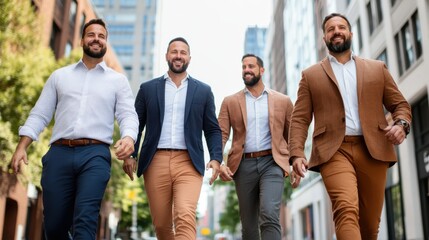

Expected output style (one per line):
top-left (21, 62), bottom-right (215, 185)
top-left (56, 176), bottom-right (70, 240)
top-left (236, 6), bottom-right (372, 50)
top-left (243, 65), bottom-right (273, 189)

top-left (153, 0), bottom-right (273, 109)
top-left (152, 0), bottom-right (274, 216)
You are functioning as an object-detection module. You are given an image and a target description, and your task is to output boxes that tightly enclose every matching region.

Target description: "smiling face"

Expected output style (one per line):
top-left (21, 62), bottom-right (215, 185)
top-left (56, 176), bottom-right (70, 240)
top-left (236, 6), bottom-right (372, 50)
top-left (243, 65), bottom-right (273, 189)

top-left (323, 16), bottom-right (353, 54)
top-left (166, 40), bottom-right (191, 74)
top-left (80, 23), bottom-right (107, 59)
top-left (242, 56), bottom-right (264, 87)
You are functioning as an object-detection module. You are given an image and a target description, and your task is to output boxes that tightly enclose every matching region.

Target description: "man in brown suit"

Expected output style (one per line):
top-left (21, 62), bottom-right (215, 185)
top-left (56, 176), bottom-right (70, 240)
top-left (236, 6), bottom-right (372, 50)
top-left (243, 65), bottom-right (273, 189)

top-left (218, 54), bottom-right (299, 240)
top-left (289, 13), bottom-right (412, 240)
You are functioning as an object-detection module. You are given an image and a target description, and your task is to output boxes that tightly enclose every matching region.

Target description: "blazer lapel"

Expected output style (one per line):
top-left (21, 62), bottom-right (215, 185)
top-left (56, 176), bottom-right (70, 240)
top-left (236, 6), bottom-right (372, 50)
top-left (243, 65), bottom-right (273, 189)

top-left (185, 77), bottom-right (196, 123)
top-left (321, 57), bottom-right (340, 90)
top-left (354, 56), bottom-right (364, 103)
top-left (238, 90), bottom-right (247, 129)
top-left (266, 89), bottom-right (275, 133)
top-left (156, 78), bottom-right (165, 125)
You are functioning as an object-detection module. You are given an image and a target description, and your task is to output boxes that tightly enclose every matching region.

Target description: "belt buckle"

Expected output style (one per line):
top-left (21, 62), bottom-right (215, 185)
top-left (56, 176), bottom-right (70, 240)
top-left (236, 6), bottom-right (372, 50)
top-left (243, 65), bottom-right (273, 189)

top-left (250, 152), bottom-right (254, 158)
top-left (68, 139), bottom-right (74, 147)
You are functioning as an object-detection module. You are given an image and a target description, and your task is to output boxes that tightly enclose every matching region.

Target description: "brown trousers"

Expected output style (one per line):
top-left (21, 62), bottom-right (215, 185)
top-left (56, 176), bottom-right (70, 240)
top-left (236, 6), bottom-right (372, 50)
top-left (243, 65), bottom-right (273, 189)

top-left (320, 136), bottom-right (389, 240)
top-left (143, 150), bottom-right (203, 240)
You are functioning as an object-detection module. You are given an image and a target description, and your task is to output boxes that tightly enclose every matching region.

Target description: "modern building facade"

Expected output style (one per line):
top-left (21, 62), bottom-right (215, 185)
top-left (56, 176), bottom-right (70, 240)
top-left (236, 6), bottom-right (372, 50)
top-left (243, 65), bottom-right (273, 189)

top-left (275, 0), bottom-right (429, 239)
top-left (244, 26), bottom-right (267, 59)
top-left (90, 0), bottom-right (158, 94)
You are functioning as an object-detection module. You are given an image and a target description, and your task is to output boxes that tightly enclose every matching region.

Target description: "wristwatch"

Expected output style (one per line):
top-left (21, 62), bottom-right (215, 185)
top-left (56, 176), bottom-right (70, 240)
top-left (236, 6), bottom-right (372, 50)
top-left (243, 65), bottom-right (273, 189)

top-left (394, 119), bottom-right (410, 135)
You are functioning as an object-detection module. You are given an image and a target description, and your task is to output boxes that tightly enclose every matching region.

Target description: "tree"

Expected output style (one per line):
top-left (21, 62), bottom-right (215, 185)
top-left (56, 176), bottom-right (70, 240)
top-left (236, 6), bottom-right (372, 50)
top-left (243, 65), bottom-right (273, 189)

top-left (0, 0), bottom-right (56, 187)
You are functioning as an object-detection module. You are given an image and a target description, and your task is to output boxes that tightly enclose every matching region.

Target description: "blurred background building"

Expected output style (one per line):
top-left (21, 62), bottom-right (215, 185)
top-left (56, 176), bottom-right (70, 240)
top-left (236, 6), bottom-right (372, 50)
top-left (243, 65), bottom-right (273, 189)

top-left (91, 0), bottom-right (158, 94)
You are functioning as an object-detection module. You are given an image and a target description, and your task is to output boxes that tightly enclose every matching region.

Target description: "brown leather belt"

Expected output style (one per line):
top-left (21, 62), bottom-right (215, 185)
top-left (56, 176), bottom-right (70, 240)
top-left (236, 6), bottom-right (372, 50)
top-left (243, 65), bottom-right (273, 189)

top-left (157, 148), bottom-right (187, 152)
top-left (52, 138), bottom-right (106, 147)
top-left (243, 149), bottom-right (272, 158)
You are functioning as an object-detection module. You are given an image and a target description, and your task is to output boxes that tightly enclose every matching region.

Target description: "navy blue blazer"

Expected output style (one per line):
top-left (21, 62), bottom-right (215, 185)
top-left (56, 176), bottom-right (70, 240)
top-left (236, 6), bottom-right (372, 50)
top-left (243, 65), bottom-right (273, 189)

top-left (133, 76), bottom-right (223, 177)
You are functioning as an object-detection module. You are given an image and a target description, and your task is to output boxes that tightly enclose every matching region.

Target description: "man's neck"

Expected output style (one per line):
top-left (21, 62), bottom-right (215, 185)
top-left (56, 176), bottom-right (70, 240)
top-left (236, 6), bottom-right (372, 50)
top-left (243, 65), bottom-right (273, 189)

top-left (246, 81), bottom-right (265, 98)
top-left (168, 70), bottom-right (187, 87)
top-left (330, 50), bottom-right (352, 64)
top-left (82, 56), bottom-right (103, 70)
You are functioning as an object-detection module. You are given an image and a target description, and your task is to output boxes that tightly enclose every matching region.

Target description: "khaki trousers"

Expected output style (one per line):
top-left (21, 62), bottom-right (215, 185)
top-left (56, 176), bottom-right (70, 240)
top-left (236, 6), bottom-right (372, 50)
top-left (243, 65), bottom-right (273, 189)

top-left (143, 150), bottom-right (203, 240)
top-left (320, 136), bottom-right (389, 240)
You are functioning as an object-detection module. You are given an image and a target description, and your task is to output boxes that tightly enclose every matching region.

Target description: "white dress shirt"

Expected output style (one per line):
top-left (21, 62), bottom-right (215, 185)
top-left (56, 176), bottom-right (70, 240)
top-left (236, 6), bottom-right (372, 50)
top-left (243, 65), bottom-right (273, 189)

top-left (328, 53), bottom-right (362, 135)
top-left (244, 88), bottom-right (272, 153)
top-left (19, 60), bottom-right (139, 144)
top-left (157, 74), bottom-right (188, 149)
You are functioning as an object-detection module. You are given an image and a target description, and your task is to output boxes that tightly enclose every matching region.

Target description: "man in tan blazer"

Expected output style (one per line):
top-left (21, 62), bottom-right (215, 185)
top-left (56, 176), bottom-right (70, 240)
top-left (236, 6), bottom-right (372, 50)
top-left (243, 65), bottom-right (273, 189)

top-left (289, 13), bottom-right (411, 240)
top-left (218, 54), bottom-right (299, 240)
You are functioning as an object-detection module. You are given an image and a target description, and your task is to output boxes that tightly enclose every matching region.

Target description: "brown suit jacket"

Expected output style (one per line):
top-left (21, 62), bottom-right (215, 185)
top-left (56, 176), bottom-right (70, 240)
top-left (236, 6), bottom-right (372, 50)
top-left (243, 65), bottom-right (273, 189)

top-left (289, 56), bottom-right (412, 171)
top-left (218, 88), bottom-right (294, 176)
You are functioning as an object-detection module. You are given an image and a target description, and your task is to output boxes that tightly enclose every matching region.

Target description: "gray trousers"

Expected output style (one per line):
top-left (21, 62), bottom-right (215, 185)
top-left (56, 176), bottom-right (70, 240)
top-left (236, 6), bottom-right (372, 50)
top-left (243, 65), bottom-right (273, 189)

top-left (234, 155), bottom-right (284, 240)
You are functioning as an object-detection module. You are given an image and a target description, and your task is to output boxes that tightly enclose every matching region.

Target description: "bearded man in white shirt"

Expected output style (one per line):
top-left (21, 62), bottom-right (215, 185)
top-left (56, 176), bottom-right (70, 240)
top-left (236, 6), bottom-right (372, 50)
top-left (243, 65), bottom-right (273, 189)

top-left (10, 18), bottom-right (138, 240)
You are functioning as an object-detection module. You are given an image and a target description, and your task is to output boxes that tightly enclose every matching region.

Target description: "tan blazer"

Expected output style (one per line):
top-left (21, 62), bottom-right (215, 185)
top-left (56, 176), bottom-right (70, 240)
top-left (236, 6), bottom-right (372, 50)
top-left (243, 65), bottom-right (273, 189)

top-left (289, 56), bottom-right (412, 171)
top-left (218, 88), bottom-right (294, 176)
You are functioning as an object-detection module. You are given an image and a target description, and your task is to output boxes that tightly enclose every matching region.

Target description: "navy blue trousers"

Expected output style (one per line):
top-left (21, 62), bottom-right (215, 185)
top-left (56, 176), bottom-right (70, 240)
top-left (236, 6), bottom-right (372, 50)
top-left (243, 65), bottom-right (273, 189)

top-left (41, 144), bottom-right (111, 240)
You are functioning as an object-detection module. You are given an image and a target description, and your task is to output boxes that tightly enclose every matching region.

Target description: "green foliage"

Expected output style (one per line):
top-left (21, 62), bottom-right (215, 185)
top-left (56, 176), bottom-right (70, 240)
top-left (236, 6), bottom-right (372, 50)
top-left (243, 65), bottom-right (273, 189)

top-left (0, 0), bottom-right (56, 187)
top-left (218, 183), bottom-right (240, 234)
top-left (106, 123), bottom-right (153, 233)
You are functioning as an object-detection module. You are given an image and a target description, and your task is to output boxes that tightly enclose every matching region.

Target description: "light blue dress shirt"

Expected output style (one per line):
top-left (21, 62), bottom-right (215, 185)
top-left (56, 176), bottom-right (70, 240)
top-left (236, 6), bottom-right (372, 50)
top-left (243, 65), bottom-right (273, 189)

top-left (19, 60), bottom-right (139, 144)
top-left (244, 88), bottom-right (272, 153)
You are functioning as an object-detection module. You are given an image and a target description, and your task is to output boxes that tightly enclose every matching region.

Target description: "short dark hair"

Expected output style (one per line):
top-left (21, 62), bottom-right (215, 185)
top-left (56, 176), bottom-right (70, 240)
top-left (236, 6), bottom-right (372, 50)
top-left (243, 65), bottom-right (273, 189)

top-left (322, 13), bottom-right (351, 32)
top-left (167, 37), bottom-right (190, 53)
top-left (242, 53), bottom-right (264, 68)
top-left (81, 18), bottom-right (108, 39)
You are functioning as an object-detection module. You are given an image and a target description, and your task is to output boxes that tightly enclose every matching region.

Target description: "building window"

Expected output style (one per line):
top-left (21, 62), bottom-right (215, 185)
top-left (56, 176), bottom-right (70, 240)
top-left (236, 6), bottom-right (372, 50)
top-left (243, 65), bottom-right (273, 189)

top-left (300, 205), bottom-right (314, 240)
top-left (69, 0), bottom-right (77, 39)
top-left (65, 42), bottom-right (72, 57)
top-left (50, 22), bottom-right (61, 59)
top-left (367, 0), bottom-right (383, 34)
top-left (352, 18), bottom-right (363, 55)
top-left (377, 49), bottom-right (388, 67)
top-left (412, 95), bottom-right (429, 240)
top-left (120, 0), bottom-right (136, 8)
top-left (385, 161), bottom-right (406, 240)
top-left (394, 11), bottom-right (422, 76)
top-left (79, 13), bottom-right (86, 37)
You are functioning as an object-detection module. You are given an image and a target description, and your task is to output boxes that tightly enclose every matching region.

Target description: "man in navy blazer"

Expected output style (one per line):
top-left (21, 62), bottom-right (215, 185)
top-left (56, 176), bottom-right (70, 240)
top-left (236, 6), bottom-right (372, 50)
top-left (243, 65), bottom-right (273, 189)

top-left (122, 37), bottom-right (222, 240)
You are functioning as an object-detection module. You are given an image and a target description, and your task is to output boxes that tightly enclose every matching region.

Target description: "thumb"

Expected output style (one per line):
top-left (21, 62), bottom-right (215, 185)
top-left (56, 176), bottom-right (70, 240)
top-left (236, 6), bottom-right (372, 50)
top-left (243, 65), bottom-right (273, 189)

top-left (23, 155), bottom-right (29, 165)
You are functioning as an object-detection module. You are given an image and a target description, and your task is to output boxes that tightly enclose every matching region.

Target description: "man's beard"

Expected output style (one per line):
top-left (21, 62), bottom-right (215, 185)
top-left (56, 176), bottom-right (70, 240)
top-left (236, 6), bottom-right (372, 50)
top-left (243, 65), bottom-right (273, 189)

top-left (168, 60), bottom-right (189, 74)
top-left (243, 73), bottom-right (261, 87)
top-left (325, 34), bottom-right (352, 53)
top-left (83, 44), bottom-right (107, 58)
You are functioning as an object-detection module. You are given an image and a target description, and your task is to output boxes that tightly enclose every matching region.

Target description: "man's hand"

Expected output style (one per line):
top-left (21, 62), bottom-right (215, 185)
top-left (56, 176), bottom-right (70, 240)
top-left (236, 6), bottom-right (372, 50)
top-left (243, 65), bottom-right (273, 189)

top-left (11, 148), bottom-right (28, 174)
top-left (384, 125), bottom-right (406, 145)
top-left (219, 165), bottom-right (233, 182)
top-left (206, 160), bottom-right (221, 185)
top-left (10, 136), bottom-right (32, 174)
top-left (122, 157), bottom-right (136, 181)
top-left (114, 136), bottom-right (135, 160)
top-left (289, 171), bottom-right (302, 188)
top-left (292, 157), bottom-right (308, 178)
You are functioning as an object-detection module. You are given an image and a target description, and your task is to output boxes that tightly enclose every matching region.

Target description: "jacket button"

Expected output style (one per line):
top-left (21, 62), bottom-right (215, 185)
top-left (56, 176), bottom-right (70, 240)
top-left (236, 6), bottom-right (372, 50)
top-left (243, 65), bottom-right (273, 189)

top-left (342, 117), bottom-right (345, 122)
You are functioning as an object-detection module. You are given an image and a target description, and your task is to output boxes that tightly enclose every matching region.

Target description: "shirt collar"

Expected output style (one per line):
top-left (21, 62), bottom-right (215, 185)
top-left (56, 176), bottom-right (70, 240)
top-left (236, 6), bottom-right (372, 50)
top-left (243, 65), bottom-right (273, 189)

top-left (244, 86), bottom-right (269, 97)
top-left (327, 52), bottom-right (355, 64)
top-left (163, 72), bottom-right (189, 84)
top-left (76, 59), bottom-right (108, 71)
